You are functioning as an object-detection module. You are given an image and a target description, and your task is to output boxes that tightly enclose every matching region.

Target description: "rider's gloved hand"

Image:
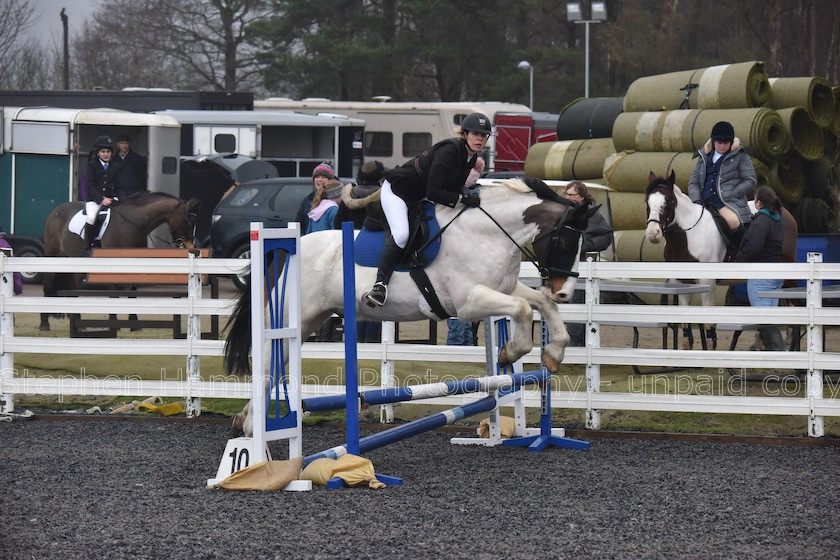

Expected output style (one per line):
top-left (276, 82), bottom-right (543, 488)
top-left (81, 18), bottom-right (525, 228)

top-left (460, 193), bottom-right (480, 208)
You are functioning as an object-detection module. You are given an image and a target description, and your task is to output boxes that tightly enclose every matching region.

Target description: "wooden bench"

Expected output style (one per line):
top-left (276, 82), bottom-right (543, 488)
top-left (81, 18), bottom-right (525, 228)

top-left (59, 248), bottom-right (219, 339)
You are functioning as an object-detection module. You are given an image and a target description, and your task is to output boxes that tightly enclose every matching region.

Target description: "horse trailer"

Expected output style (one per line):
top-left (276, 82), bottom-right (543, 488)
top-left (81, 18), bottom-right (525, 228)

top-left (252, 99), bottom-right (532, 171)
top-left (153, 109), bottom-right (365, 179)
top-left (0, 106), bottom-right (181, 280)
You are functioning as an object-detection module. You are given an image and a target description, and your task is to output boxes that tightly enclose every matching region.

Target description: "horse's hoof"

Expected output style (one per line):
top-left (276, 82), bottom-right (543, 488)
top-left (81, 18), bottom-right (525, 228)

top-left (542, 352), bottom-right (560, 373)
top-left (498, 348), bottom-right (510, 366)
top-left (231, 413), bottom-right (245, 437)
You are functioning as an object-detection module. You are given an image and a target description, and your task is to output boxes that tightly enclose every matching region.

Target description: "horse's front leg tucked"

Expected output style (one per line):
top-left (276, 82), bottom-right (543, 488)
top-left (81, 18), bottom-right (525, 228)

top-left (510, 282), bottom-right (569, 371)
top-left (456, 284), bottom-right (561, 372)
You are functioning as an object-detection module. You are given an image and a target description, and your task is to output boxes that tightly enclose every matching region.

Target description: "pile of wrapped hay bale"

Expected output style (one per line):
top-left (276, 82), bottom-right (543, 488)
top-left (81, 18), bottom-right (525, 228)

top-left (525, 61), bottom-right (840, 262)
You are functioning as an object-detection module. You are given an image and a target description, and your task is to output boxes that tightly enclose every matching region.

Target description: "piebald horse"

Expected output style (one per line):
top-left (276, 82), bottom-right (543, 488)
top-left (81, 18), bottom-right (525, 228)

top-left (644, 171), bottom-right (797, 349)
top-left (224, 178), bottom-right (597, 436)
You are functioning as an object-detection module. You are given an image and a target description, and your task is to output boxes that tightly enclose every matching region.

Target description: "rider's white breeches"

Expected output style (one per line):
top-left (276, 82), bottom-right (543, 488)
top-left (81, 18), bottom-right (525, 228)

top-left (380, 181), bottom-right (409, 249)
top-left (85, 201), bottom-right (101, 225)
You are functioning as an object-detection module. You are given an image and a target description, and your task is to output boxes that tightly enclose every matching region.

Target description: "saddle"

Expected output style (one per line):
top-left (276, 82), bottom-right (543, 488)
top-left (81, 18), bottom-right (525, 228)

top-left (69, 207), bottom-right (112, 241)
top-left (353, 201), bottom-right (442, 270)
top-left (354, 201), bottom-right (450, 319)
top-left (705, 205), bottom-right (740, 259)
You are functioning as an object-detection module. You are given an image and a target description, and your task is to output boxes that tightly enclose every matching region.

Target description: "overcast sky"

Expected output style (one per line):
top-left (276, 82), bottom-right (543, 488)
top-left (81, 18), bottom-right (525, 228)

top-left (27, 0), bottom-right (97, 47)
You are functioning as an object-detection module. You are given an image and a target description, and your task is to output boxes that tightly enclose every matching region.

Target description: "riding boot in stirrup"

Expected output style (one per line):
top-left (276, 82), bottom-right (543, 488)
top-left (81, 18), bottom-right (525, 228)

top-left (365, 242), bottom-right (404, 307)
top-left (83, 222), bottom-right (97, 254)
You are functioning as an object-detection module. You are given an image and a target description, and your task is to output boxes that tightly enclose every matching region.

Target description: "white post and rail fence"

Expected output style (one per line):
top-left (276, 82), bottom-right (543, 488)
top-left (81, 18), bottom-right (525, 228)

top-left (1, 249), bottom-right (839, 436)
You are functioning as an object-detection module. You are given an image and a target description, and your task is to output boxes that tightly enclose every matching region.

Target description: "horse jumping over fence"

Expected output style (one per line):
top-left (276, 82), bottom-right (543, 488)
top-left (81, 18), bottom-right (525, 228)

top-left (224, 178), bottom-right (596, 436)
top-left (39, 192), bottom-right (200, 331)
top-left (644, 171), bottom-right (797, 349)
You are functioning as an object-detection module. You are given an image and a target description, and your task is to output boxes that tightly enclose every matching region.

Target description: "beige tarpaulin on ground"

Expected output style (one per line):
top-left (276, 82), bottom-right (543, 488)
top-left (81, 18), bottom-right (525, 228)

top-left (612, 108), bottom-right (789, 161)
top-left (623, 61), bottom-right (772, 112)
top-left (478, 416), bottom-right (516, 438)
top-left (212, 457), bottom-right (304, 491)
top-left (524, 138), bottom-right (616, 180)
top-left (769, 76), bottom-right (836, 128)
top-left (301, 455), bottom-right (386, 489)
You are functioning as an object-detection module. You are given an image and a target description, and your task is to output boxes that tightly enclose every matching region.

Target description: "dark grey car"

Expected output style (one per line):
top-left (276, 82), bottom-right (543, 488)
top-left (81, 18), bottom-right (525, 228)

top-left (210, 177), bottom-right (314, 286)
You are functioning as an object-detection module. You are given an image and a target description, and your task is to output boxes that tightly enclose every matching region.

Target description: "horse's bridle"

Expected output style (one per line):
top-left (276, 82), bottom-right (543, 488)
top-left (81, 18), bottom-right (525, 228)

top-left (646, 184), bottom-right (704, 233)
top-left (170, 202), bottom-right (199, 247)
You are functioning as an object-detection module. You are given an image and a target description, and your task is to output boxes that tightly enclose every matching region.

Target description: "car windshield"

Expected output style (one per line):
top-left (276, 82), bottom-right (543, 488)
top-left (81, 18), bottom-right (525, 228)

top-left (228, 188), bottom-right (259, 206)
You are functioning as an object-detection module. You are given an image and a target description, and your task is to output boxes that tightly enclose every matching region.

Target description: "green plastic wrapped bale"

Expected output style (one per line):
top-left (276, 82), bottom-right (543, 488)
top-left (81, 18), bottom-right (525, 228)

top-left (613, 229), bottom-right (665, 262)
top-left (623, 61), bottom-right (771, 112)
top-left (612, 108), bottom-right (789, 161)
top-left (524, 138), bottom-right (616, 180)
top-left (805, 156), bottom-right (840, 202)
top-left (774, 107), bottom-right (824, 161)
top-left (769, 77), bottom-right (836, 128)
top-left (556, 97), bottom-right (624, 140)
top-left (608, 192), bottom-right (649, 231)
top-left (751, 157), bottom-right (772, 190)
top-left (769, 154), bottom-right (805, 203)
top-left (832, 87), bottom-right (840, 137)
top-left (603, 151), bottom-right (698, 192)
top-left (790, 197), bottom-right (840, 234)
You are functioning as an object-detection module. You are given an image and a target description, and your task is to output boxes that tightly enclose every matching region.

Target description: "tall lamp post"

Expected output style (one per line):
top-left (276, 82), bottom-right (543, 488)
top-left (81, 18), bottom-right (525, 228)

top-left (517, 60), bottom-right (534, 110)
top-left (567, 1), bottom-right (607, 98)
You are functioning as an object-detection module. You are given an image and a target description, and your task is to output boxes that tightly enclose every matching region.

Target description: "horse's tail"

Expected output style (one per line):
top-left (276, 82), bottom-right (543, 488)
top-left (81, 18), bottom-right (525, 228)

top-left (223, 267), bottom-right (253, 376)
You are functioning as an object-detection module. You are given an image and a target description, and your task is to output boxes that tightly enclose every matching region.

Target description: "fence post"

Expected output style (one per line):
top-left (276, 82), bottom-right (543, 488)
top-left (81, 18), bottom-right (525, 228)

top-left (806, 252), bottom-right (824, 437)
top-left (584, 255), bottom-right (601, 430)
top-left (380, 321), bottom-right (395, 423)
top-left (186, 250), bottom-right (202, 417)
top-left (0, 247), bottom-right (14, 413)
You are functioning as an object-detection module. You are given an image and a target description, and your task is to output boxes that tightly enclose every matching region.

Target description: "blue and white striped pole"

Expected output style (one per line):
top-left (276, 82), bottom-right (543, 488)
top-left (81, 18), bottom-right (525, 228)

top-left (302, 369), bottom-right (550, 412)
top-left (341, 221), bottom-right (360, 456)
top-left (304, 396), bottom-right (497, 466)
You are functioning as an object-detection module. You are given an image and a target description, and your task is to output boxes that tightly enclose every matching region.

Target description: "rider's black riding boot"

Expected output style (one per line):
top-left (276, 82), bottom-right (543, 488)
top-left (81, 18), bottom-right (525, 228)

top-left (365, 240), bottom-right (404, 307)
top-left (83, 222), bottom-right (97, 255)
top-left (730, 224), bottom-right (746, 252)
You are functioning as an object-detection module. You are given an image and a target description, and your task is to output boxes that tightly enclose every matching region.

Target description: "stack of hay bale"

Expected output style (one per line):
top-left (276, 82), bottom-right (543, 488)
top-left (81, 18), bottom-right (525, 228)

top-left (526, 61), bottom-right (840, 262)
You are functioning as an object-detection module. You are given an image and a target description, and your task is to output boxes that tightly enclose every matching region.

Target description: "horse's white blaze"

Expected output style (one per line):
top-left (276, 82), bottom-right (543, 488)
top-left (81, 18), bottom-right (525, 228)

top-left (645, 191), bottom-right (666, 243)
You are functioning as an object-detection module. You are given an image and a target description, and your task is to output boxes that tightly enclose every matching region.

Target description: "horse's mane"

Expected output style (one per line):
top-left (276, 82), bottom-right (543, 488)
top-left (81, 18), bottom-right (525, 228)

top-left (121, 191), bottom-right (181, 205)
top-left (492, 178), bottom-right (565, 204)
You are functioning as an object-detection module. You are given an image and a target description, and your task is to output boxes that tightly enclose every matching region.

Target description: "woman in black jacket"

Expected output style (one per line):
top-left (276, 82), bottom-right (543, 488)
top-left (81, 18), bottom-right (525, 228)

top-left (364, 112), bottom-right (491, 307)
top-left (84, 135), bottom-right (122, 247)
top-left (733, 185), bottom-right (785, 350)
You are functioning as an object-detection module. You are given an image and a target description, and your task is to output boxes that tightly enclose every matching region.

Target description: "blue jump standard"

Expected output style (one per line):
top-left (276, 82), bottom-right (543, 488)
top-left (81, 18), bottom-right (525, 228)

top-left (302, 369), bottom-right (551, 412)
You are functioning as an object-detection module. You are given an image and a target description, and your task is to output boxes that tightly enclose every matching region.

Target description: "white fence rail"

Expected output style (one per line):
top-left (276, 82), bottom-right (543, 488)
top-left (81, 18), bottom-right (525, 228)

top-left (1, 253), bottom-right (839, 436)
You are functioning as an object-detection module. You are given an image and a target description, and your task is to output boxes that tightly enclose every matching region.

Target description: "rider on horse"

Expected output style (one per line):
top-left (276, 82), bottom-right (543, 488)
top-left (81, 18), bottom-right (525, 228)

top-left (364, 112), bottom-right (491, 307)
top-left (84, 135), bottom-right (122, 248)
top-left (687, 121), bottom-right (756, 252)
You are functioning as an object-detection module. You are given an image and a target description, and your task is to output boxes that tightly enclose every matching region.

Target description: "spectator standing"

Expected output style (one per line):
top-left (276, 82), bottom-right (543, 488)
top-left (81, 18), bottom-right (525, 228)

top-left (0, 228), bottom-right (23, 295)
top-left (305, 179), bottom-right (343, 234)
top-left (334, 160), bottom-right (387, 343)
top-left (297, 162), bottom-right (335, 232)
top-left (112, 133), bottom-right (147, 198)
top-left (562, 181), bottom-right (613, 347)
top-left (733, 185), bottom-right (786, 351)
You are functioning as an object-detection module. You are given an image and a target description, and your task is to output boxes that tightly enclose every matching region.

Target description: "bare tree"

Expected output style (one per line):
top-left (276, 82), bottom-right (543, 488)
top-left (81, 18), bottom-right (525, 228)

top-left (0, 0), bottom-right (53, 88)
top-left (78, 0), bottom-right (270, 91)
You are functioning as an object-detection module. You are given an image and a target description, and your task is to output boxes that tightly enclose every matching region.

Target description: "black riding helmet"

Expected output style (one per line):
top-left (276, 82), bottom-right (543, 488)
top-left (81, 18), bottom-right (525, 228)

top-left (460, 112), bottom-right (492, 135)
top-left (94, 135), bottom-right (115, 151)
top-left (710, 121), bottom-right (735, 142)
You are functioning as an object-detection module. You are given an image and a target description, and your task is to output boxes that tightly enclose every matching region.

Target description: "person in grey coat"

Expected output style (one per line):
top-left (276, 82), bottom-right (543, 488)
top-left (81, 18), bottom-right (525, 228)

top-left (687, 121), bottom-right (756, 250)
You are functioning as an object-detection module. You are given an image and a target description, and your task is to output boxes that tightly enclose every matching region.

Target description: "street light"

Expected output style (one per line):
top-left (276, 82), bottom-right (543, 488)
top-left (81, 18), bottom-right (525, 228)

top-left (517, 60), bottom-right (534, 110)
top-left (567, 1), bottom-right (607, 98)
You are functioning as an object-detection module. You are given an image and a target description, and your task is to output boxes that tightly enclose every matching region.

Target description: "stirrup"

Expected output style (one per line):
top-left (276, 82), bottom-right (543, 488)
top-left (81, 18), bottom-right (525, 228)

top-left (365, 282), bottom-right (388, 308)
